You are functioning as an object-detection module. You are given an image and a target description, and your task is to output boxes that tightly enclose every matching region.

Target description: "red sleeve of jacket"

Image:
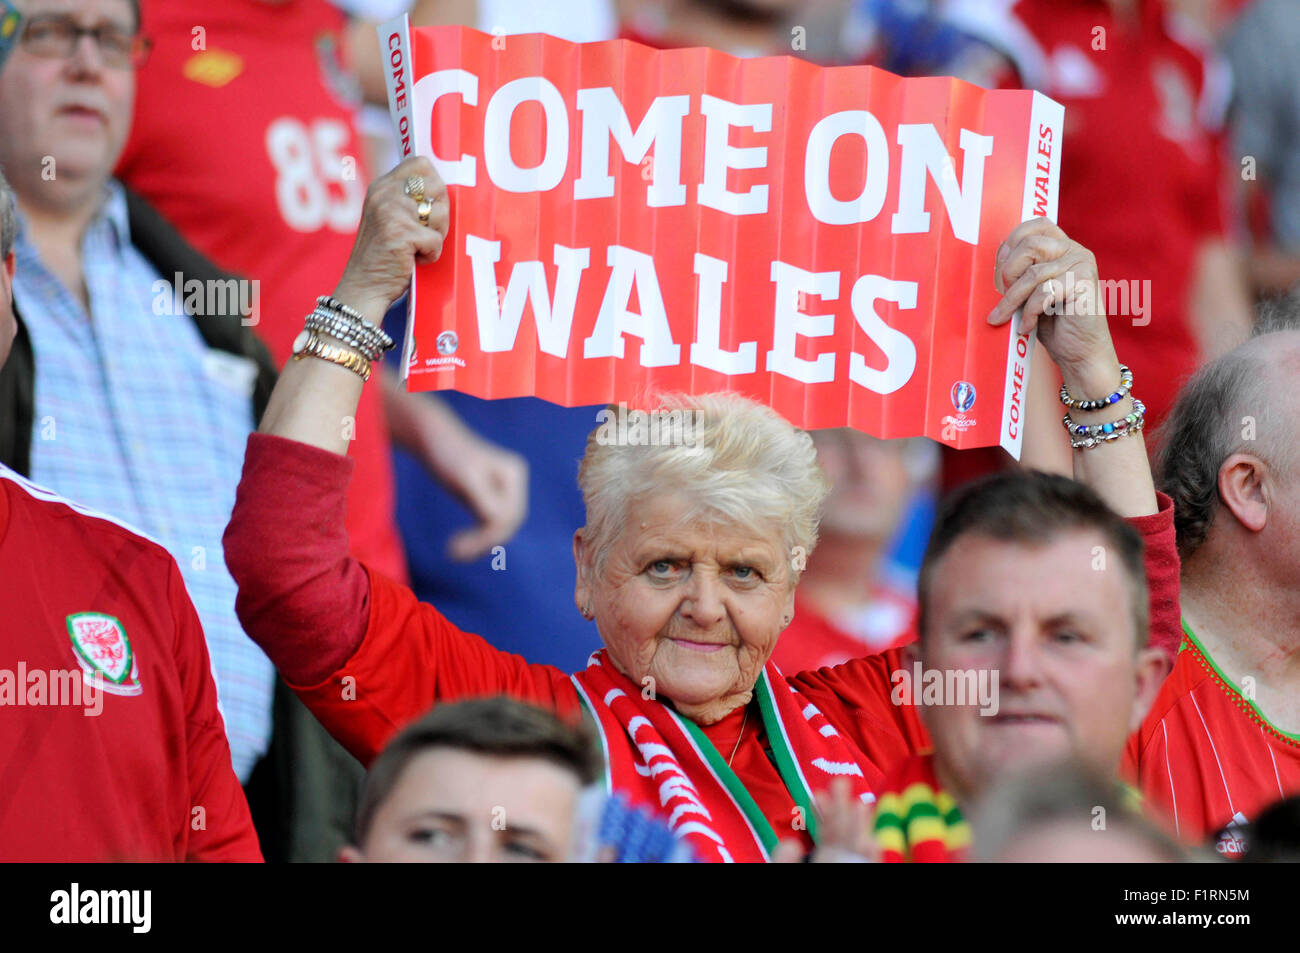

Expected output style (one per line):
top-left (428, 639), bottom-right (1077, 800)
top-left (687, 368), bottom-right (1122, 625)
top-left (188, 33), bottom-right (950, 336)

top-left (224, 433), bottom-right (576, 768)
top-left (289, 568), bottom-right (579, 766)
top-left (1130, 491), bottom-right (1181, 667)
top-left (224, 434), bottom-right (370, 687)
top-left (169, 563), bottom-right (262, 862)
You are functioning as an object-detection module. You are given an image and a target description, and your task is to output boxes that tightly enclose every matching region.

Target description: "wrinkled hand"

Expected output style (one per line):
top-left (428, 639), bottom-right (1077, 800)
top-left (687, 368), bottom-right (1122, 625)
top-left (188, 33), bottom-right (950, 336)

top-left (425, 417), bottom-right (529, 562)
top-left (332, 156), bottom-right (449, 323)
top-left (986, 217), bottom-right (1117, 382)
top-left (771, 778), bottom-right (878, 863)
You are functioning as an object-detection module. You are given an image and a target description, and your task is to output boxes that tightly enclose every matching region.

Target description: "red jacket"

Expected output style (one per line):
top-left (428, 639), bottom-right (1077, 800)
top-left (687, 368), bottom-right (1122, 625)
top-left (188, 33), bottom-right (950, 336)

top-left (0, 466), bottom-right (261, 861)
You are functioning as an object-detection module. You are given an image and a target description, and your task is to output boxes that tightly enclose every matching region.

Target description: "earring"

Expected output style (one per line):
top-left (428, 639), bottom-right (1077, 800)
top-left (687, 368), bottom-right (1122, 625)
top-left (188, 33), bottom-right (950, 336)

top-left (582, 604), bottom-right (594, 620)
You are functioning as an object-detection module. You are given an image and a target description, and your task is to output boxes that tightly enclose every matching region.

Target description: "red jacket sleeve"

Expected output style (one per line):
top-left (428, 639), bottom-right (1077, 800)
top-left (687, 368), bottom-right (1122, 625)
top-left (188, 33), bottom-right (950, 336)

top-left (1131, 492), bottom-right (1181, 667)
top-left (224, 434), bottom-right (370, 688)
top-left (289, 568), bottom-right (578, 766)
top-left (169, 563), bottom-right (263, 862)
top-left (224, 433), bottom-right (576, 768)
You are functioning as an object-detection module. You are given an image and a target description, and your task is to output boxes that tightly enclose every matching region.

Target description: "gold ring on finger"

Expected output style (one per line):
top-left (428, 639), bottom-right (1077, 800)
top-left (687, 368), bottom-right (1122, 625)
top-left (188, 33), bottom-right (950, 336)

top-left (417, 198), bottom-right (434, 227)
top-left (404, 175), bottom-right (426, 202)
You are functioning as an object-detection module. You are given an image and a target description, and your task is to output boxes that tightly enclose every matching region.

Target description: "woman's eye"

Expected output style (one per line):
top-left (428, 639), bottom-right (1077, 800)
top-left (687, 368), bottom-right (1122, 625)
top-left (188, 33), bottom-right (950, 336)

top-left (731, 565), bottom-right (757, 580)
top-left (648, 560), bottom-right (678, 576)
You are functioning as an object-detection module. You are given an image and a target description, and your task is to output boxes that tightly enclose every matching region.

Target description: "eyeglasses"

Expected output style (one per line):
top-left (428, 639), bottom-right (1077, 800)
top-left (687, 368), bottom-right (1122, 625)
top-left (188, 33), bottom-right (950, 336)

top-left (20, 14), bottom-right (152, 69)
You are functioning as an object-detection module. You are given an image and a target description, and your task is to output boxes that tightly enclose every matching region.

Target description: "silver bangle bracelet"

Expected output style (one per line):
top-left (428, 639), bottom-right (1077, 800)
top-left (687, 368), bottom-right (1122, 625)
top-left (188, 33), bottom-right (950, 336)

top-left (306, 310), bottom-right (385, 361)
top-left (310, 307), bottom-right (391, 354)
top-left (316, 296), bottom-right (395, 352)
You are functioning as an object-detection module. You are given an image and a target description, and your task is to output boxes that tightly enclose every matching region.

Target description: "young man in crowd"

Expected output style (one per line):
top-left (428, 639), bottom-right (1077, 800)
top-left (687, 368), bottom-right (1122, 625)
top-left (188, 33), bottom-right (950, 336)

top-left (341, 696), bottom-right (601, 863)
top-left (0, 167), bottom-right (261, 862)
top-left (1126, 306), bottom-right (1300, 853)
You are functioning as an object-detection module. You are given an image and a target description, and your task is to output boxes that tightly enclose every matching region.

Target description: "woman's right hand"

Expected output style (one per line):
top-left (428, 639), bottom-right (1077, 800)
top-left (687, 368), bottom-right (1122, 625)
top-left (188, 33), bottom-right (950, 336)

top-left (331, 156), bottom-right (450, 324)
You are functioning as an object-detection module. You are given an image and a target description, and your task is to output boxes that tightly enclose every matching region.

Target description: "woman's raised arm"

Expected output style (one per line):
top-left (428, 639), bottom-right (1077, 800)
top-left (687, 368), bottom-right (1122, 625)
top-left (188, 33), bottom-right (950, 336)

top-left (988, 218), bottom-right (1159, 519)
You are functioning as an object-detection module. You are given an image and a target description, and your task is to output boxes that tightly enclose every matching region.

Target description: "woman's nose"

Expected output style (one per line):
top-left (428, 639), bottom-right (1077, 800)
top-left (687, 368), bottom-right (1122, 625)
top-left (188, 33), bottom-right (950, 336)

top-left (680, 572), bottom-right (726, 627)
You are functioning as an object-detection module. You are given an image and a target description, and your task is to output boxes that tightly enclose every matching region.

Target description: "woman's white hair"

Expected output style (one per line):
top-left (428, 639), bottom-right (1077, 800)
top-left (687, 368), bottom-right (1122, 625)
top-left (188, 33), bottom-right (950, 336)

top-left (577, 392), bottom-right (830, 582)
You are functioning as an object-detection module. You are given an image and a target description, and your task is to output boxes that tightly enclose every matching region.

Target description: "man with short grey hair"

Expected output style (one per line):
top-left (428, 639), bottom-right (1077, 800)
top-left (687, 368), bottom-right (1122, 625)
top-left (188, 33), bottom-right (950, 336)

top-left (1125, 306), bottom-right (1300, 855)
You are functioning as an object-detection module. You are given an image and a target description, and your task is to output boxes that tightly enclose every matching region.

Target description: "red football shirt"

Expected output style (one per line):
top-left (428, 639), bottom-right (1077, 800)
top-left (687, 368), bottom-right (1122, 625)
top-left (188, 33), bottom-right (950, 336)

top-left (1123, 622), bottom-right (1300, 855)
top-left (0, 466), bottom-right (261, 861)
top-left (948, 0), bottom-right (1233, 433)
top-left (117, 0), bottom-right (407, 582)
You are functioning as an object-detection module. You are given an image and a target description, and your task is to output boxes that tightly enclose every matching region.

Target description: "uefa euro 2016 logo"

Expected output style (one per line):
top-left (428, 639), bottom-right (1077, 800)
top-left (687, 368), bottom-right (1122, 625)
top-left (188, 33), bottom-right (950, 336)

top-left (951, 381), bottom-right (976, 413)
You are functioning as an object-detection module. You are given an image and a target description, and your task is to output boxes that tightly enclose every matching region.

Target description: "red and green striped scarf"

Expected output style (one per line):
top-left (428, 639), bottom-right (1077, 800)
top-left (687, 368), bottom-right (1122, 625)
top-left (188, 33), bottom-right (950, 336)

top-left (874, 752), bottom-right (971, 863)
top-left (572, 649), bottom-right (880, 862)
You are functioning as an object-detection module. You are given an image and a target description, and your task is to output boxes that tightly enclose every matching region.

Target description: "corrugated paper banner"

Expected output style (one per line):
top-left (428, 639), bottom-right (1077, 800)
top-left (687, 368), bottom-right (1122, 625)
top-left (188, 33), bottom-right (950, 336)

top-left (381, 19), bottom-right (1063, 456)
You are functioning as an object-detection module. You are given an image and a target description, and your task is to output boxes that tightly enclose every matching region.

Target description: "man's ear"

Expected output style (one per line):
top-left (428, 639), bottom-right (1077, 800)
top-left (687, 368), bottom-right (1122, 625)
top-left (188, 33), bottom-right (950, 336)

top-left (1128, 647), bottom-right (1170, 735)
top-left (1218, 453), bottom-right (1270, 535)
top-left (3, 252), bottom-right (13, 283)
top-left (573, 529), bottom-right (593, 619)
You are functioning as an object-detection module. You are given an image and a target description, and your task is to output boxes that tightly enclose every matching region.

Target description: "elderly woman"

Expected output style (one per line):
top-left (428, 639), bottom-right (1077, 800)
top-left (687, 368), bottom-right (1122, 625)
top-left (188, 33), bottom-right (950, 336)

top-left (224, 158), bottom-right (1164, 861)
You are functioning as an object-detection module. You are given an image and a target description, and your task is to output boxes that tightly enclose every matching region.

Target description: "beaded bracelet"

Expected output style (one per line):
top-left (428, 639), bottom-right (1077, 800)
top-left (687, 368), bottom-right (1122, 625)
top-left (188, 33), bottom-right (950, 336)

top-left (306, 308), bottom-right (387, 361)
top-left (315, 295), bottom-right (396, 354)
top-left (1063, 397), bottom-right (1146, 450)
top-left (1059, 364), bottom-right (1133, 412)
top-left (1069, 412), bottom-right (1145, 450)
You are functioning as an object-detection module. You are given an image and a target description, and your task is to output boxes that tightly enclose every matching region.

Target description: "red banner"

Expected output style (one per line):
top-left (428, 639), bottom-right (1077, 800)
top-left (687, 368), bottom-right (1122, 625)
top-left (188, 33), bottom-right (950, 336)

top-left (380, 19), bottom-right (1063, 456)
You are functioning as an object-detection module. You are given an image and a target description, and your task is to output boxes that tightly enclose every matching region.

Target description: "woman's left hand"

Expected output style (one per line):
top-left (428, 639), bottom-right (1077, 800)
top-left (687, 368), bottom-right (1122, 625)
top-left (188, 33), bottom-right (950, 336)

top-left (985, 217), bottom-right (1119, 388)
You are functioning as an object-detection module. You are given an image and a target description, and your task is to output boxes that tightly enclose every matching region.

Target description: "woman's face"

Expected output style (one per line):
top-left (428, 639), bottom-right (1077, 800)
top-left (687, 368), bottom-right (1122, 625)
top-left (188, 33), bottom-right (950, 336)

top-left (575, 493), bottom-right (796, 724)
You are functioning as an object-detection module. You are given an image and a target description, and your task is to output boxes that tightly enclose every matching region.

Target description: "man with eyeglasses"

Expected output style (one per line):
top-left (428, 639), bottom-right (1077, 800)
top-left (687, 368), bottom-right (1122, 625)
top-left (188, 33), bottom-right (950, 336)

top-left (0, 0), bottom-right (280, 789)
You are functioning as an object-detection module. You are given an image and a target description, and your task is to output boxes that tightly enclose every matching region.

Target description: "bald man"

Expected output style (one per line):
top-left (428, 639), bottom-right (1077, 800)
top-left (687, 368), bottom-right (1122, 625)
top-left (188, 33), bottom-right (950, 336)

top-left (1126, 303), bottom-right (1300, 854)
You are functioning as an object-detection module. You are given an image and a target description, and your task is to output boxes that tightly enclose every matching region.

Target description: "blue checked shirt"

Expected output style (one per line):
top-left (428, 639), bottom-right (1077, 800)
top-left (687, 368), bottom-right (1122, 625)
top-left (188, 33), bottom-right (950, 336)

top-left (13, 181), bottom-right (273, 781)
